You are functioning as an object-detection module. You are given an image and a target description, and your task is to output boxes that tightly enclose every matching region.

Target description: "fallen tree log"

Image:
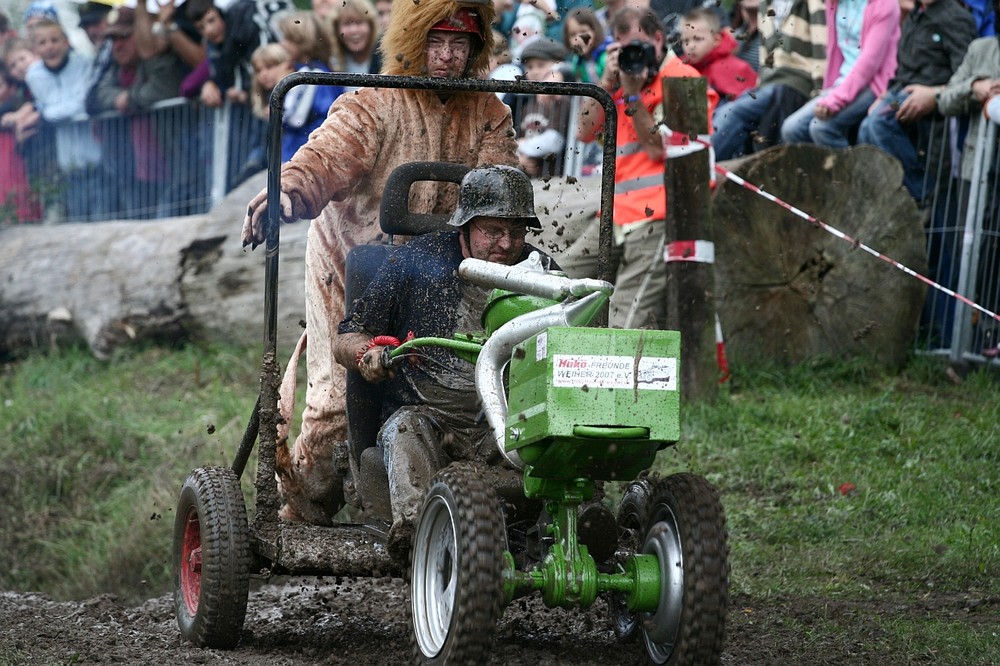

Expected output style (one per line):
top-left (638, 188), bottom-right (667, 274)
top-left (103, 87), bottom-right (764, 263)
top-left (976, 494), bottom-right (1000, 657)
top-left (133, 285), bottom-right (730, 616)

top-left (712, 144), bottom-right (928, 369)
top-left (0, 172), bottom-right (310, 360)
top-left (0, 171), bottom-right (606, 361)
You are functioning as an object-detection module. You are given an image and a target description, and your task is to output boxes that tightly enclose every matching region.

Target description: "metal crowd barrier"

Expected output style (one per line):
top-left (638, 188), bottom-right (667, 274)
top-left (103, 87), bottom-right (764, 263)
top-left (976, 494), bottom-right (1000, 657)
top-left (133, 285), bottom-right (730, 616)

top-left (914, 116), bottom-right (999, 365)
top-left (7, 98), bottom-right (265, 224)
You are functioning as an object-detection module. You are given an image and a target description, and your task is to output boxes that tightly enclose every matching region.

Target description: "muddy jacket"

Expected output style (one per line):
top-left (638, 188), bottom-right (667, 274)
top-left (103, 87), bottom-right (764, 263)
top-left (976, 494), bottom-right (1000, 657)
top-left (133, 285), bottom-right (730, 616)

top-left (339, 230), bottom-right (556, 420)
top-left (283, 86), bottom-right (517, 295)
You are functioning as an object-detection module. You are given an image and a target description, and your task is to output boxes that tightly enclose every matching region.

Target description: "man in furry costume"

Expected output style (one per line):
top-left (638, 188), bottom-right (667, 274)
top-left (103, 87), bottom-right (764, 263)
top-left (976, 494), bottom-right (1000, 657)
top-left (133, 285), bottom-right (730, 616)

top-left (241, 0), bottom-right (518, 525)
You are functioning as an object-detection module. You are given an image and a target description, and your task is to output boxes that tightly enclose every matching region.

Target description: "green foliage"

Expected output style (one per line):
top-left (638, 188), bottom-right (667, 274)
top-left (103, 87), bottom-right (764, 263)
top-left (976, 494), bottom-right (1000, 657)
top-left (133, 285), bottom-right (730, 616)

top-left (0, 343), bottom-right (260, 602)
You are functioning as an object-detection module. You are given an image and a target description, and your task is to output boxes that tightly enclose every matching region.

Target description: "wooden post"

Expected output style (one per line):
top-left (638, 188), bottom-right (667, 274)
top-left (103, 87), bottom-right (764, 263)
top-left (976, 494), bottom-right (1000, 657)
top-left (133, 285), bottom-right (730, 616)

top-left (663, 76), bottom-right (718, 402)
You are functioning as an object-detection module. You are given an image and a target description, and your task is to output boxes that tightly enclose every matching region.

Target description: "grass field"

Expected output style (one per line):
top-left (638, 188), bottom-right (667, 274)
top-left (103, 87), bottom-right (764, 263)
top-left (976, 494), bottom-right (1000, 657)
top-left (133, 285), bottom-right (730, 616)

top-left (0, 343), bottom-right (997, 661)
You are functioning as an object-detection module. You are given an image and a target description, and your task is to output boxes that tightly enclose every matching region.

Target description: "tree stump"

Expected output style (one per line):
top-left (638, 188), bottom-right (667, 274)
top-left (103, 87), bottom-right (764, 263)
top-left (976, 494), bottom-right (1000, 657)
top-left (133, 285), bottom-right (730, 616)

top-left (712, 144), bottom-right (928, 370)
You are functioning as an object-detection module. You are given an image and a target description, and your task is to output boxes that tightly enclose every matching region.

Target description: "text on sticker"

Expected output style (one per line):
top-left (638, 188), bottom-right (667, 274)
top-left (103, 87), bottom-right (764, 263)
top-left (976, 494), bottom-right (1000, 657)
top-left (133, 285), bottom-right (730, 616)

top-left (552, 355), bottom-right (677, 391)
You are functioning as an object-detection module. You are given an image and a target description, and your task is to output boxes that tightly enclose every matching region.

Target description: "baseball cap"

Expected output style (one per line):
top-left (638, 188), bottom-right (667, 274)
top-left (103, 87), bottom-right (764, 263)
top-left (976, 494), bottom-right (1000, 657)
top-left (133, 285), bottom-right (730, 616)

top-left (101, 7), bottom-right (135, 38)
top-left (519, 37), bottom-right (567, 64)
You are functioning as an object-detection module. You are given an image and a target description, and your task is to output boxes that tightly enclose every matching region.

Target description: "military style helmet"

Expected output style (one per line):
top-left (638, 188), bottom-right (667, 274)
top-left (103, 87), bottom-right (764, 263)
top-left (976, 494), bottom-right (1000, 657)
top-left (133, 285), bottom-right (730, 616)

top-left (448, 165), bottom-right (541, 229)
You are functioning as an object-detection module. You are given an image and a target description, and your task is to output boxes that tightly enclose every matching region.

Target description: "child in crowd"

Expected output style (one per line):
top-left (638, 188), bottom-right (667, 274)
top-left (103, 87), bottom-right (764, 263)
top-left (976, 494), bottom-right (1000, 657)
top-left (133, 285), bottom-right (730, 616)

top-left (240, 42), bottom-right (294, 180)
top-left (24, 17), bottom-right (104, 221)
top-left (781, 0), bottom-right (900, 149)
top-left (0, 62), bottom-right (42, 222)
top-left (185, 0), bottom-right (287, 108)
top-left (329, 0), bottom-right (382, 86)
top-left (562, 7), bottom-right (607, 84)
top-left (249, 42), bottom-right (294, 120)
top-left (277, 11), bottom-right (342, 161)
top-left (681, 7), bottom-right (757, 105)
top-left (1, 37), bottom-right (46, 212)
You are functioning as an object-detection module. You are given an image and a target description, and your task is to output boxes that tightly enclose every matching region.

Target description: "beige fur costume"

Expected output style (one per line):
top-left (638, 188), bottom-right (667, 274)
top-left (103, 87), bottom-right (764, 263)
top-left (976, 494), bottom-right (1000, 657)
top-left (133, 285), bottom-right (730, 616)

top-left (271, 0), bottom-right (519, 524)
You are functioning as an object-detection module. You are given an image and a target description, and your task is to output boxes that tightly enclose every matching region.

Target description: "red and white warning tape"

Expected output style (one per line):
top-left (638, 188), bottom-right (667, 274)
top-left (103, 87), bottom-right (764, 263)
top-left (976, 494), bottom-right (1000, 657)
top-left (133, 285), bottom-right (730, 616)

top-left (658, 126), bottom-right (1000, 324)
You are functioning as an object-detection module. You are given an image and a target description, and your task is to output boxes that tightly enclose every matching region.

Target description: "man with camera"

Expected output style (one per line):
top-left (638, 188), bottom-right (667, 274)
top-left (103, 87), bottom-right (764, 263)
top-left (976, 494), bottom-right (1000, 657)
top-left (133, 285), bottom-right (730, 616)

top-left (573, 6), bottom-right (718, 330)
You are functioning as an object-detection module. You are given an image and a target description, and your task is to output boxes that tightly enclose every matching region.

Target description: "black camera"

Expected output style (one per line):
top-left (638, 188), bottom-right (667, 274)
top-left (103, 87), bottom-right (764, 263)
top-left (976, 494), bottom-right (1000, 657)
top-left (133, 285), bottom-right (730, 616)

top-left (618, 40), bottom-right (658, 75)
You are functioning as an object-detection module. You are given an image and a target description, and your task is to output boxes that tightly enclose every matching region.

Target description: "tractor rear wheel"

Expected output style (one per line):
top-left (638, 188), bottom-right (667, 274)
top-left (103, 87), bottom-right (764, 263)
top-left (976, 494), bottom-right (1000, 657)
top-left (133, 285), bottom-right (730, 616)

top-left (409, 463), bottom-right (506, 665)
top-left (641, 473), bottom-right (729, 665)
top-left (173, 466), bottom-right (251, 649)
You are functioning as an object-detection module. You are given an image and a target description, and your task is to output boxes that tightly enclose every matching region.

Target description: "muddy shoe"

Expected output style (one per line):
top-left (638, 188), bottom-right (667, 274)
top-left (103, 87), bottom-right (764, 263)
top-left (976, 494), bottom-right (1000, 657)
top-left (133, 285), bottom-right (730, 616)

top-left (578, 502), bottom-right (617, 564)
top-left (387, 521), bottom-right (414, 567)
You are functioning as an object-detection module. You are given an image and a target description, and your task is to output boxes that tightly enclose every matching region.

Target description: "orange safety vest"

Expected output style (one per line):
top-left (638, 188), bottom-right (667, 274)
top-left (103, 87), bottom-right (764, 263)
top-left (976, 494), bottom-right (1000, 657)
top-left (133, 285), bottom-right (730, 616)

top-left (613, 56), bottom-right (718, 227)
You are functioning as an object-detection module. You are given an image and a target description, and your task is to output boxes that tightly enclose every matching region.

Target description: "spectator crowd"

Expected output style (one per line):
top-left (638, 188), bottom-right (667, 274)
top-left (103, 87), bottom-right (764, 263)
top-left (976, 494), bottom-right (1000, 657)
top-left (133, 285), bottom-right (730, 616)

top-left (0, 0), bottom-right (998, 224)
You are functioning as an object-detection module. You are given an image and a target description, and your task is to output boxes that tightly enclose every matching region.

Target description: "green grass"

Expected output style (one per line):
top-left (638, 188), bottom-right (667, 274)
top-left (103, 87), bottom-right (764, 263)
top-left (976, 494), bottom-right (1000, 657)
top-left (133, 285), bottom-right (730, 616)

top-left (0, 342), bottom-right (261, 602)
top-left (0, 344), bottom-right (998, 660)
top-left (665, 356), bottom-right (1000, 662)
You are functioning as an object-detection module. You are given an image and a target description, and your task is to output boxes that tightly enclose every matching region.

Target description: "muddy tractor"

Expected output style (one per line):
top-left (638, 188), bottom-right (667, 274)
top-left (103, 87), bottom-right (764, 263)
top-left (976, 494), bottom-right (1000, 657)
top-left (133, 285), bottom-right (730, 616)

top-left (171, 72), bottom-right (730, 664)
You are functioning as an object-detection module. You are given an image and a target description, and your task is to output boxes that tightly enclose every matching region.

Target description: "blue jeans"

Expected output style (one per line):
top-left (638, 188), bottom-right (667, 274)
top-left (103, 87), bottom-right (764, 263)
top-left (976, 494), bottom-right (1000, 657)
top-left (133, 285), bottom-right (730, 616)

top-left (713, 85), bottom-right (783, 160)
top-left (781, 88), bottom-right (877, 148)
top-left (858, 89), bottom-right (934, 204)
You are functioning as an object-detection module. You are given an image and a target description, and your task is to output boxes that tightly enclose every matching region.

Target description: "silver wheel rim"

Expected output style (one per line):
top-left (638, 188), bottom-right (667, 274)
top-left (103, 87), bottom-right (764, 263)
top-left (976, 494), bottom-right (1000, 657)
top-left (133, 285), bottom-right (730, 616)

top-left (640, 504), bottom-right (685, 663)
top-left (411, 495), bottom-right (458, 658)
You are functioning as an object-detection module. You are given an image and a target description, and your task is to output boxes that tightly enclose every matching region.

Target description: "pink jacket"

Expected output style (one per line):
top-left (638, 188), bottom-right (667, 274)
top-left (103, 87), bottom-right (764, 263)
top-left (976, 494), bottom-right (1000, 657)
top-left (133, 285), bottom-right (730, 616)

top-left (822, 0), bottom-right (900, 114)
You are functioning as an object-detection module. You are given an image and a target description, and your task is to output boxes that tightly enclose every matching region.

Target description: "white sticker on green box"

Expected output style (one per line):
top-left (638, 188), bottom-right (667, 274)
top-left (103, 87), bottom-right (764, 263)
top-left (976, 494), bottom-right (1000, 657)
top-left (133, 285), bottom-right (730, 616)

top-left (552, 355), bottom-right (677, 391)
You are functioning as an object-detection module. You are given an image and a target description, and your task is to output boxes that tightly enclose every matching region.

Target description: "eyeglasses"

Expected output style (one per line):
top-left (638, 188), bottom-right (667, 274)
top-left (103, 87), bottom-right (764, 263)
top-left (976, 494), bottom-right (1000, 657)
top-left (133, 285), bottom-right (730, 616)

top-left (473, 221), bottom-right (529, 242)
top-left (427, 35), bottom-right (472, 56)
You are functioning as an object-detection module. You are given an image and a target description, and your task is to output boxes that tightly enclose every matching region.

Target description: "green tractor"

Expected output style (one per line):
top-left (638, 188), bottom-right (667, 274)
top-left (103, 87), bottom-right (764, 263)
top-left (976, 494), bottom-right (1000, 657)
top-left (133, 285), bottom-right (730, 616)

top-left (171, 71), bottom-right (729, 665)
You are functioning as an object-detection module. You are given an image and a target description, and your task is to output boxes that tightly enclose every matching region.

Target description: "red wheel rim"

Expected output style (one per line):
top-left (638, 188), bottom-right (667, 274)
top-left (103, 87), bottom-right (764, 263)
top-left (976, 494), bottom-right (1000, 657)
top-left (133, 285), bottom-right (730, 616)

top-left (180, 506), bottom-right (203, 615)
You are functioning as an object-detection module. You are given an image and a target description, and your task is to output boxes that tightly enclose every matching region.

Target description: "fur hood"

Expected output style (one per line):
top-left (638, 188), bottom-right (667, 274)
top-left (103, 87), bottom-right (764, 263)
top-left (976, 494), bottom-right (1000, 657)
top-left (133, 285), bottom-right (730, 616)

top-left (379, 0), bottom-right (496, 77)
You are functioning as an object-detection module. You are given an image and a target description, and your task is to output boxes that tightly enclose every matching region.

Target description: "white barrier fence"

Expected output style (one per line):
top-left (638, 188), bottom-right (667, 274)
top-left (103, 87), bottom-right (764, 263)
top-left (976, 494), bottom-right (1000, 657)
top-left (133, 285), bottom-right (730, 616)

top-left (5, 98), bottom-right (265, 223)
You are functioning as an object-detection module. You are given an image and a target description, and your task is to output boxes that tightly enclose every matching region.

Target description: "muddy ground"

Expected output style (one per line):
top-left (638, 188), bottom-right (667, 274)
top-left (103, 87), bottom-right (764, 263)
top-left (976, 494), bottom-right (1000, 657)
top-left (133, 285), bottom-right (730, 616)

top-left (2, 576), bottom-right (997, 665)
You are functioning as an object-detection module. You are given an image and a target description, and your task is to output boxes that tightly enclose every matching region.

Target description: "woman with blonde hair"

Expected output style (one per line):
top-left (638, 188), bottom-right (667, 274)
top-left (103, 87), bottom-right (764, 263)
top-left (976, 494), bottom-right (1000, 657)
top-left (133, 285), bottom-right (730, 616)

top-left (276, 11), bottom-right (343, 161)
top-left (248, 42), bottom-right (294, 120)
top-left (329, 0), bottom-right (382, 81)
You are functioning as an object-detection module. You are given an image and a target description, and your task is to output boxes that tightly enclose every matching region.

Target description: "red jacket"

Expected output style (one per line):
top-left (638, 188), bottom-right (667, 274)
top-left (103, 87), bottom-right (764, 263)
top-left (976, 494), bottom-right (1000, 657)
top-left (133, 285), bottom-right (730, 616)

top-left (690, 29), bottom-right (758, 101)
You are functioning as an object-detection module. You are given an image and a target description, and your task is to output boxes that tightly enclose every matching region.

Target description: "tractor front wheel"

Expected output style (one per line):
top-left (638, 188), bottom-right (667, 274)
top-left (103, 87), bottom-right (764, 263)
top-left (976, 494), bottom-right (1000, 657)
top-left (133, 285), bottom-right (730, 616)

top-left (409, 463), bottom-right (506, 664)
top-left (641, 473), bottom-right (729, 665)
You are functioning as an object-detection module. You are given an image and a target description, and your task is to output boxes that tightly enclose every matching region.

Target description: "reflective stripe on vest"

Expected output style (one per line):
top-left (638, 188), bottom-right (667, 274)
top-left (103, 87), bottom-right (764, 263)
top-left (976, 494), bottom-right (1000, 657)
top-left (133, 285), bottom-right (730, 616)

top-left (616, 141), bottom-right (644, 158)
top-left (615, 172), bottom-right (663, 195)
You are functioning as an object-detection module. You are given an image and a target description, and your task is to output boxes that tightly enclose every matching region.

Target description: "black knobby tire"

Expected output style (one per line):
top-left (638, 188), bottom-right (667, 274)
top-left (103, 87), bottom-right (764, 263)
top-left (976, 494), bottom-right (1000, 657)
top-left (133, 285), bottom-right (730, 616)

top-left (641, 473), bottom-right (729, 665)
top-left (172, 466), bottom-right (252, 649)
top-left (409, 463), bottom-right (506, 665)
top-left (610, 479), bottom-right (653, 641)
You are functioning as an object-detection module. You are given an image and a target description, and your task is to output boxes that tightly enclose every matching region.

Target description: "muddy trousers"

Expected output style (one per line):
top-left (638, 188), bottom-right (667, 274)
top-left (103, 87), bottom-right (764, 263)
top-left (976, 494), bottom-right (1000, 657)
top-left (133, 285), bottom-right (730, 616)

top-left (378, 406), bottom-right (495, 530)
top-left (275, 223), bottom-right (350, 525)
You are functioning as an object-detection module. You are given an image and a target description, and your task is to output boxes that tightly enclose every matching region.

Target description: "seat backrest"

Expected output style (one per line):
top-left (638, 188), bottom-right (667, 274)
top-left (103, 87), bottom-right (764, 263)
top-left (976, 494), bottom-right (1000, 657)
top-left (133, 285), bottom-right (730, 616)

top-left (345, 161), bottom-right (471, 464)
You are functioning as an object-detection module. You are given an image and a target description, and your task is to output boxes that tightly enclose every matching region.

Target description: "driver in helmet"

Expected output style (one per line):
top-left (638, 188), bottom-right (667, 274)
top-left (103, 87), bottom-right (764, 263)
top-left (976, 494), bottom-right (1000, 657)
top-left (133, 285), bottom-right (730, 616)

top-left (333, 165), bottom-right (555, 555)
top-left (239, 0), bottom-right (520, 526)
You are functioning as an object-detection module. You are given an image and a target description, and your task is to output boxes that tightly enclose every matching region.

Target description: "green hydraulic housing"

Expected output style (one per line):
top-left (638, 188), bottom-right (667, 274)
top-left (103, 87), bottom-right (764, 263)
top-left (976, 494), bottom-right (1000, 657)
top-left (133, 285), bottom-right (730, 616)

top-left (398, 289), bottom-right (684, 613)
top-left (506, 326), bottom-right (681, 486)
